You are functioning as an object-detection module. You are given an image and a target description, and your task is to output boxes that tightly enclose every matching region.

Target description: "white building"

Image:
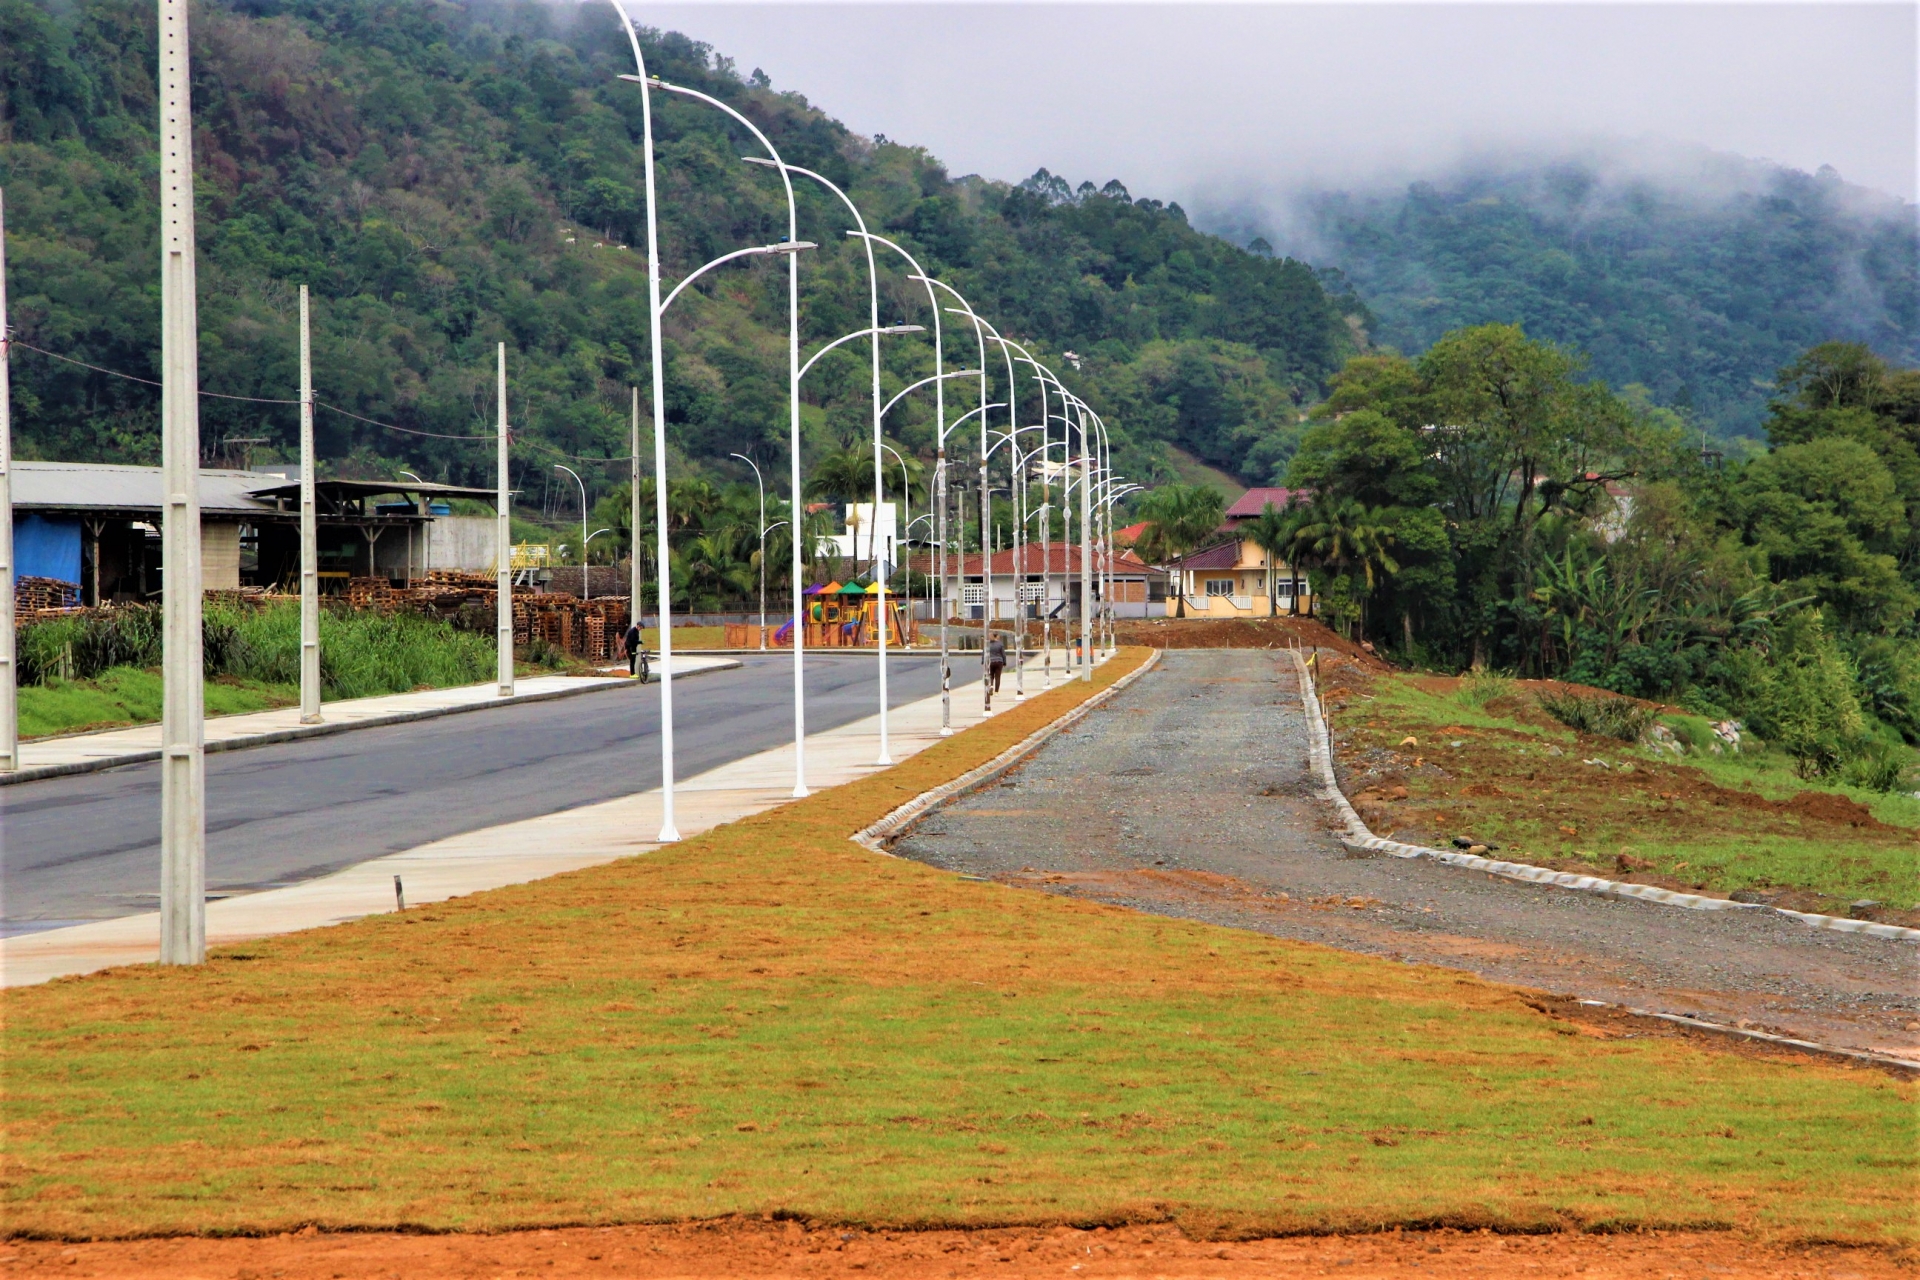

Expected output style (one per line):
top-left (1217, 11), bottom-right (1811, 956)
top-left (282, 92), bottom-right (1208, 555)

top-left (825, 502), bottom-right (899, 569)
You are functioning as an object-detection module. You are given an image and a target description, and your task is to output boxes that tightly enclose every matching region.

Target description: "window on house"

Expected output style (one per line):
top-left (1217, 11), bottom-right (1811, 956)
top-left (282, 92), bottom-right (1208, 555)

top-left (1018, 580), bottom-right (1045, 602)
top-left (1204, 578), bottom-right (1235, 597)
top-left (962, 584), bottom-right (986, 605)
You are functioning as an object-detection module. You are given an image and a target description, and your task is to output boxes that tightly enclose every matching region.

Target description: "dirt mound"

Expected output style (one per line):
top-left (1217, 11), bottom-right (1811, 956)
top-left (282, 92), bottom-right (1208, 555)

top-left (1112, 616), bottom-right (1390, 666)
top-left (1783, 789), bottom-right (1898, 831)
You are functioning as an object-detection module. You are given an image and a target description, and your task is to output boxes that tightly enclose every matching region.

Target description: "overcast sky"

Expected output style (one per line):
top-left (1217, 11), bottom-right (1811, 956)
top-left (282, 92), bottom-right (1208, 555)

top-left (635, 2), bottom-right (1918, 217)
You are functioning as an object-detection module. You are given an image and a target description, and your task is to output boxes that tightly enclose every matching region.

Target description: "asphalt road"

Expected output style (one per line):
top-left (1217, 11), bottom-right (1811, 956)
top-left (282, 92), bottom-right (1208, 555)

top-left (895, 649), bottom-right (1919, 1058)
top-left (1, 653), bottom-right (948, 935)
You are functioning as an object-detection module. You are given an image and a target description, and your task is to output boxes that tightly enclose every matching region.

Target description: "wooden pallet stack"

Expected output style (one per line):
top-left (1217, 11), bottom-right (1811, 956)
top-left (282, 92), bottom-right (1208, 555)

top-left (14, 576), bottom-right (80, 612)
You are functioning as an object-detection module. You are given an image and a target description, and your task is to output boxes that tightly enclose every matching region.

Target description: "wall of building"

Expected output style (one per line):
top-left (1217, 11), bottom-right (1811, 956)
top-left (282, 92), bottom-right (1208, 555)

top-left (16, 514), bottom-right (82, 583)
top-left (202, 521), bottom-right (242, 591)
top-left (424, 516), bottom-right (497, 572)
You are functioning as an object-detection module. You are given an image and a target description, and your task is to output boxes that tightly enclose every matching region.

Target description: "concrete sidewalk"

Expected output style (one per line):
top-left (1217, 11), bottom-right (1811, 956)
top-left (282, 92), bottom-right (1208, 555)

top-left (0, 657), bottom-right (740, 786)
top-left (1, 654), bottom-right (1109, 986)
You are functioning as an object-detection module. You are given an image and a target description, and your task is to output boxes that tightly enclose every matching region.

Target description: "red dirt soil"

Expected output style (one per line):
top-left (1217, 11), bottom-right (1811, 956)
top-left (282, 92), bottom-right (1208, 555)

top-left (1111, 616), bottom-right (1390, 665)
top-left (1, 1223), bottom-right (1906, 1278)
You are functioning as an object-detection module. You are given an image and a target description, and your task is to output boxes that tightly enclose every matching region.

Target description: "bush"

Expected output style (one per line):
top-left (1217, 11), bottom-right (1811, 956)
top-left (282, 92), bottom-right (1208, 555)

top-left (1535, 690), bottom-right (1659, 742)
top-left (16, 601), bottom-right (496, 701)
top-left (1850, 636), bottom-right (1920, 744)
top-left (1839, 742), bottom-right (1909, 793)
top-left (17, 607), bottom-right (164, 684)
top-left (1727, 612), bottom-right (1866, 776)
top-left (1452, 671), bottom-right (1515, 710)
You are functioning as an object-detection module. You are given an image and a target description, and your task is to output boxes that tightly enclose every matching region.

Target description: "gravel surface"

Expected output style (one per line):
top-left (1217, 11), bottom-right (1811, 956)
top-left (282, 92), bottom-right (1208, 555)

top-left (895, 650), bottom-right (1920, 1059)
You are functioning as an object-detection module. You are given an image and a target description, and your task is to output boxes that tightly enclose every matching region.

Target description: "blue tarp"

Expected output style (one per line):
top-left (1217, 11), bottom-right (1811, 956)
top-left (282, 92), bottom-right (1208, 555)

top-left (16, 514), bottom-right (81, 585)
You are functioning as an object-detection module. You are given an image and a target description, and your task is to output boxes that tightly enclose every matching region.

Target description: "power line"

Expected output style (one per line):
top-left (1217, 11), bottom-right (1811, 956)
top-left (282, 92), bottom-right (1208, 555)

top-left (9, 338), bottom-right (493, 439)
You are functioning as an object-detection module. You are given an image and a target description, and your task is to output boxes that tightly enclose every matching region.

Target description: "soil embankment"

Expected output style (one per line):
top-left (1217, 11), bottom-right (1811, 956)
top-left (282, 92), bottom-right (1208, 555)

top-left (1, 1223), bottom-right (1904, 1278)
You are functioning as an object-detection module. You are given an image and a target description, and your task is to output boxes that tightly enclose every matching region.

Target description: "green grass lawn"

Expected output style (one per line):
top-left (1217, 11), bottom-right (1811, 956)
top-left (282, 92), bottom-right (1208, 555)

top-left (17, 669), bottom-right (298, 739)
top-left (3, 651), bottom-right (1910, 1243)
top-left (1331, 673), bottom-right (1919, 911)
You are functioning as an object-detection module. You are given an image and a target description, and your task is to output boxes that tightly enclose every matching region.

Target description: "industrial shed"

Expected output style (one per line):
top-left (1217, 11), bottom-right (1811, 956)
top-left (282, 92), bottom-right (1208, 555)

top-left (11, 462), bottom-right (496, 603)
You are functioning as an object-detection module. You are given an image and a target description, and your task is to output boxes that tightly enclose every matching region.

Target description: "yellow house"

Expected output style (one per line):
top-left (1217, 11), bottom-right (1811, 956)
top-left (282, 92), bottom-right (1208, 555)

top-left (1166, 537), bottom-right (1314, 618)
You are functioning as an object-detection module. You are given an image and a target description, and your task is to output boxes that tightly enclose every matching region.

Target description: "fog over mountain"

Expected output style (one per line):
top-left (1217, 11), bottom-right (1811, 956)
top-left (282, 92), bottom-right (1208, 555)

top-left (1187, 140), bottom-right (1919, 438)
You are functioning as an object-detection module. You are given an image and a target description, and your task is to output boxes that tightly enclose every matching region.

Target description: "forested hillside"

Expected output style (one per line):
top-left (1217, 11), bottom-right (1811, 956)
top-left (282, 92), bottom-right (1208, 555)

top-left (0, 0), bottom-right (1362, 502)
top-left (1254, 155), bottom-right (1919, 441)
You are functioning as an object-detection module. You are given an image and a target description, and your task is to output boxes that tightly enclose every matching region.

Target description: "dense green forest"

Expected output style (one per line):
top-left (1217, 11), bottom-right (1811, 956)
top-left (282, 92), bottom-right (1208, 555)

top-left (1256, 330), bottom-right (1920, 787)
top-left (0, 0), bottom-right (1363, 522)
top-left (1252, 157), bottom-right (1919, 441)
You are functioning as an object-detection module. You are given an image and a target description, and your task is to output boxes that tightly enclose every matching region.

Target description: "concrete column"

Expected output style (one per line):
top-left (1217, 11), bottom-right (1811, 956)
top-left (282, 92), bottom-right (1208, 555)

top-left (158, 0), bottom-right (206, 964)
top-left (0, 189), bottom-right (15, 773)
top-left (496, 343), bottom-right (514, 696)
top-left (298, 286), bottom-right (320, 723)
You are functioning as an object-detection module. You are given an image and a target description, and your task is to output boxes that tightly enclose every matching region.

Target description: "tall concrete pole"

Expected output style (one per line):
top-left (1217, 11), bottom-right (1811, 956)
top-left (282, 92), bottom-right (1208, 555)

top-left (495, 343), bottom-right (514, 697)
top-left (630, 386), bottom-right (641, 622)
top-left (298, 286), bottom-right (320, 724)
top-left (158, 0), bottom-right (206, 964)
top-left (0, 189), bottom-right (16, 774)
top-left (1079, 404), bottom-right (1093, 682)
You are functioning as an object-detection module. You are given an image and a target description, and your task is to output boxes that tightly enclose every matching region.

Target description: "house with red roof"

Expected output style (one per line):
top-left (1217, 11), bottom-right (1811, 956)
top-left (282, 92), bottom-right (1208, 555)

top-left (907, 541), bottom-right (1164, 621)
top-left (1223, 487), bottom-right (1310, 524)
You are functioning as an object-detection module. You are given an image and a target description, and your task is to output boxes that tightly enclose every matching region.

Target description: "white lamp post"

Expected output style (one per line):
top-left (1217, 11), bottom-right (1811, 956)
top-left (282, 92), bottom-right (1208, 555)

top-left (554, 464), bottom-right (590, 599)
top-left (730, 452), bottom-right (768, 649)
top-left (634, 73), bottom-right (811, 799)
top-left (748, 162), bottom-right (899, 764)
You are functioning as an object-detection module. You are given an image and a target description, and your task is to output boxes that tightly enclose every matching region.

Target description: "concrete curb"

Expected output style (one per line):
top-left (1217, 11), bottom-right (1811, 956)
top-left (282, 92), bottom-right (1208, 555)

top-left (0, 660), bottom-right (743, 788)
top-left (852, 650), bottom-right (1162, 855)
top-left (1571, 998), bottom-right (1920, 1074)
top-left (1290, 648), bottom-right (1920, 945)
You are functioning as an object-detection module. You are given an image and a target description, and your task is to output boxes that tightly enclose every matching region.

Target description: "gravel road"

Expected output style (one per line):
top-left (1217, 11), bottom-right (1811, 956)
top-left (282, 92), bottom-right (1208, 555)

top-left (894, 649), bottom-right (1919, 1059)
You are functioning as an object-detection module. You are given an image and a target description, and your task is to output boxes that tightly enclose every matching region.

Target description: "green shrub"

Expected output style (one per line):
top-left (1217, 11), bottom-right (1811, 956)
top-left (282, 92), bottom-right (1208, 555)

top-left (1839, 742), bottom-right (1909, 793)
top-left (1452, 671), bottom-right (1515, 710)
top-left (1850, 635), bottom-right (1920, 744)
top-left (16, 601), bottom-right (495, 701)
top-left (1535, 690), bottom-right (1659, 742)
top-left (1733, 612), bottom-right (1866, 776)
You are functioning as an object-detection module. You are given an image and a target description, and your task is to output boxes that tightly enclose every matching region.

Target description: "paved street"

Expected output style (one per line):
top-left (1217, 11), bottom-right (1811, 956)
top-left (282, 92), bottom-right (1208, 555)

top-left (895, 649), bottom-right (1919, 1058)
top-left (1, 653), bottom-right (947, 935)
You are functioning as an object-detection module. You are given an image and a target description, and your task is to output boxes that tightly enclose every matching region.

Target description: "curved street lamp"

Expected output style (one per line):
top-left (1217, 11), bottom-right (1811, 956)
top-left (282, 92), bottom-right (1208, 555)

top-left (743, 161), bottom-right (900, 759)
top-left (730, 452), bottom-right (768, 651)
top-left (554, 464), bottom-right (590, 599)
top-left (631, 71), bottom-right (812, 800)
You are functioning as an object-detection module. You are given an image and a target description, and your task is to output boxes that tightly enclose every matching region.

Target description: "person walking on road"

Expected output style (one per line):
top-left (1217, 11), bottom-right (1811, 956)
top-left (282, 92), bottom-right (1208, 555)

top-left (621, 620), bottom-right (650, 683)
top-left (985, 631), bottom-right (1006, 709)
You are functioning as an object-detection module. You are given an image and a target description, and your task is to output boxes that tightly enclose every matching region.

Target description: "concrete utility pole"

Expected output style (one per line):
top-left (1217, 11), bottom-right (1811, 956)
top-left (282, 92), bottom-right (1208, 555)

top-left (298, 286), bottom-right (320, 723)
top-left (495, 343), bottom-right (514, 697)
top-left (1079, 407), bottom-right (1093, 682)
top-left (158, 0), bottom-right (206, 964)
top-left (0, 188), bottom-right (15, 774)
top-left (630, 386), bottom-right (641, 621)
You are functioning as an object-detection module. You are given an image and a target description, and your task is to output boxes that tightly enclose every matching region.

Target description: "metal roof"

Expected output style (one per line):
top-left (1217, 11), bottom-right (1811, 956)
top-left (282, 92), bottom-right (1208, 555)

top-left (246, 479), bottom-right (499, 503)
top-left (12, 462), bottom-right (280, 516)
top-left (11, 463), bottom-right (496, 516)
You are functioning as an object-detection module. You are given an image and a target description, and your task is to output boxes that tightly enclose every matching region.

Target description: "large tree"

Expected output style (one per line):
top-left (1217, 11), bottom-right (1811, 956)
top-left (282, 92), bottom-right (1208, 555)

top-left (1133, 483), bottom-right (1227, 617)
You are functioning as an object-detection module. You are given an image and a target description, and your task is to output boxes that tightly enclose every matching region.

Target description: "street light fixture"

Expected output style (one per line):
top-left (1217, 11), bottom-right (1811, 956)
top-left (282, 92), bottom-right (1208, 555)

top-left (744, 159), bottom-right (903, 762)
top-left (623, 70), bottom-right (812, 800)
top-left (554, 464), bottom-right (591, 600)
top-left (730, 452), bottom-right (768, 650)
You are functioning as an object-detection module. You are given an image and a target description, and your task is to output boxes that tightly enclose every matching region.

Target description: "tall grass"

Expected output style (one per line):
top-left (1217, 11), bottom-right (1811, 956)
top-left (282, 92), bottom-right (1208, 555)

top-left (18, 601), bottom-right (496, 700)
top-left (1450, 671), bottom-right (1515, 710)
top-left (1535, 690), bottom-right (1659, 742)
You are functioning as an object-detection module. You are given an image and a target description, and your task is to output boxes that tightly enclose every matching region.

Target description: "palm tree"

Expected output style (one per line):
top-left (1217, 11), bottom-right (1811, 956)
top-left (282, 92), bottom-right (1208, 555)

top-left (1289, 498), bottom-right (1401, 637)
top-left (807, 447), bottom-right (871, 505)
top-left (1134, 483), bottom-right (1228, 618)
top-left (1242, 501), bottom-right (1294, 617)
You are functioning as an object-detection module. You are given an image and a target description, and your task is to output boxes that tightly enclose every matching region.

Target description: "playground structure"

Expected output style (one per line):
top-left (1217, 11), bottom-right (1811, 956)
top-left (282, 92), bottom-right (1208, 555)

top-left (730, 580), bottom-right (916, 649)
